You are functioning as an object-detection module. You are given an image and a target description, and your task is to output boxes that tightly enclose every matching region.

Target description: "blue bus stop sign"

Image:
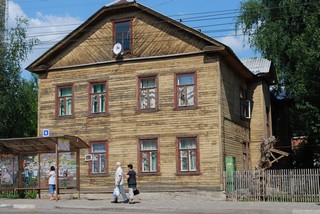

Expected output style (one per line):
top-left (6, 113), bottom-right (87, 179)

top-left (43, 129), bottom-right (50, 137)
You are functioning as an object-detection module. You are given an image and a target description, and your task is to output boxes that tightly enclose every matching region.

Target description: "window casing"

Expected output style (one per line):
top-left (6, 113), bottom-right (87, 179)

top-left (177, 137), bottom-right (199, 174)
top-left (56, 85), bottom-right (73, 117)
top-left (113, 19), bottom-right (132, 53)
top-left (240, 88), bottom-right (251, 119)
top-left (175, 72), bottom-right (197, 108)
top-left (139, 138), bottom-right (159, 173)
top-left (89, 141), bottom-right (107, 175)
top-left (89, 82), bottom-right (107, 114)
top-left (138, 77), bottom-right (158, 111)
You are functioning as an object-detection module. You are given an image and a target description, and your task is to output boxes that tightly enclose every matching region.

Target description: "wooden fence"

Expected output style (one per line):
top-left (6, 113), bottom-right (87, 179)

top-left (224, 169), bottom-right (320, 202)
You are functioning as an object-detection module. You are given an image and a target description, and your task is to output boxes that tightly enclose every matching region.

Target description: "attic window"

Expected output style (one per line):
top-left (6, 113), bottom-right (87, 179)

top-left (113, 19), bottom-right (132, 53)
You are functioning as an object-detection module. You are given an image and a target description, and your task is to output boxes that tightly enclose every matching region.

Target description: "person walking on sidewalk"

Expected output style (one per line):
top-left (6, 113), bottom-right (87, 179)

top-left (126, 164), bottom-right (137, 204)
top-left (111, 162), bottom-right (129, 203)
top-left (47, 166), bottom-right (56, 201)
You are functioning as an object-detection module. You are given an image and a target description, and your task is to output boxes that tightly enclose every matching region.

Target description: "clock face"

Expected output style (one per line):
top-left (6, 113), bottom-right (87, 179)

top-left (113, 43), bottom-right (122, 55)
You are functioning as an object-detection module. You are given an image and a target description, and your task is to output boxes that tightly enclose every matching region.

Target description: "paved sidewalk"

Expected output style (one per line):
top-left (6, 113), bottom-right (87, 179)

top-left (0, 192), bottom-right (320, 214)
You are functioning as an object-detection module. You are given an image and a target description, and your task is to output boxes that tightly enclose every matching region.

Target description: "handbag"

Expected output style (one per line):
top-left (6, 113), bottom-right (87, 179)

top-left (113, 186), bottom-right (120, 197)
top-left (133, 188), bottom-right (140, 195)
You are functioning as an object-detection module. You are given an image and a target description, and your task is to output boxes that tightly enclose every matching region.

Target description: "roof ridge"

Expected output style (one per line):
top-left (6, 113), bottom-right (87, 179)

top-left (106, 0), bottom-right (135, 7)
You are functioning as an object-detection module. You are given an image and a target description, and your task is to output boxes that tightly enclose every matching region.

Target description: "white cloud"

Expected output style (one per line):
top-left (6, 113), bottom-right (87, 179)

top-left (217, 34), bottom-right (257, 59)
top-left (8, 1), bottom-right (82, 78)
top-left (220, 35), bottom-right (243, 51)
top-left (8, 1), bottom-right (26, 27)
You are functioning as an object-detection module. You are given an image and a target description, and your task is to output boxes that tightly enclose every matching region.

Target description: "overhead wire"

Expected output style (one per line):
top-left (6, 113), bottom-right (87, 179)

top-left (22, 1), bottom-right (319, 35)
top-left (7, 0), bottom-right (320, 50)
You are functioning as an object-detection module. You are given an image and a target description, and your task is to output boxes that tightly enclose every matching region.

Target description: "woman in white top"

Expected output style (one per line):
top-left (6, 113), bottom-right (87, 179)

top-left (48, 166), bottom-right (56, 200)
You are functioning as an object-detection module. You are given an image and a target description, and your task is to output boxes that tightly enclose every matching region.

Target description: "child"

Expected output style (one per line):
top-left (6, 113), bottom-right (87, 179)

top-left (47, 166), bottom-right (56, 200)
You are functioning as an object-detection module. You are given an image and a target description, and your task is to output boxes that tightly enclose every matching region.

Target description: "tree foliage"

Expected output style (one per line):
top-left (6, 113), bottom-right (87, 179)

top-left (0, 17), bottom-right (38, 138)
top-left (236, 0), bottom-right (320, 167)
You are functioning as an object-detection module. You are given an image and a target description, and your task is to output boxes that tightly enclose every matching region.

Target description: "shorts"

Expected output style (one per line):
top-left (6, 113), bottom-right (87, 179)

top-left (49, 184), bottom-right (56, 194)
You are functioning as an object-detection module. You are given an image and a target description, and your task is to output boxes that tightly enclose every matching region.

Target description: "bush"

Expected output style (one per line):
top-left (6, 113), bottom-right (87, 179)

top-left (0, 191), bottom-right (19, 199)
top-left (24, 190), bottom-right (38, 199)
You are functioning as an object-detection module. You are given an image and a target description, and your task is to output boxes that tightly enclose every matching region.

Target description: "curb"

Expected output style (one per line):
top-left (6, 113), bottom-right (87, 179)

top-left (293, 211), bottom-right (320, 214)
top-left (55, 204), bottom-right (320, 214)
top-left (55, 204), bottom-right (175, 213)
top-left (54, 204), bottom-right (320, 214)
top-left (0, 204), bottom-right (12, 208)
top-left (12, 204), bottom-right (37, 209)
top-left (0, 204), bottom-right (37, 209)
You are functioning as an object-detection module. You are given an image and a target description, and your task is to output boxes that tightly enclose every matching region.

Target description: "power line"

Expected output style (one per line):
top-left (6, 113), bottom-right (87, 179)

top-left (7, 0), bottom-right (320, 51)
top-left (19, 1), bottom-right (320, 38)
top-left (23, 9), bottom-right (315, 47)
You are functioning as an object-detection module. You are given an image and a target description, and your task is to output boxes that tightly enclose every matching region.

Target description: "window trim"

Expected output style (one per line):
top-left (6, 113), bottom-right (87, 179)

top-left (240, 88), bottom-right (251, 120)
top-left (176, 136), bottom-right (201, 175)
top-left (137, 75), bottom-right (159, 112)
top-left (88, 81), bottom-right (109, 116)
top-left (138, 137), bottom-right (160, 176)
top-left (88, 140), bottom-right (108, 177)
top-left (113, 18), bottom-right (133, 54)
top-left (55, 83), bottom-right (75, 119)
top-left (174, 72), bottom-right (198, 110)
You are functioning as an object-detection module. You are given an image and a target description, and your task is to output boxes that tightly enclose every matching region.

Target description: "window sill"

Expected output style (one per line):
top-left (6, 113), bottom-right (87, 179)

top-left (87, 112), bottom-right (110, 118)
top-left (174, 106), bottom-right (198, 111)
top-left (89, 173), bottom-right (110, 177)
top-left (137, 172), bottom-right (161, 176)
top-left (175, 172), bottom-right (201, 176)
top-left (240, 116), bottom-right (251, 121)
top-left (136, 109), bottom-right (159, 114)
top-left (55, 115), bottom-right (75, 120)
top-left (113, 51), bottom-right (132, 58)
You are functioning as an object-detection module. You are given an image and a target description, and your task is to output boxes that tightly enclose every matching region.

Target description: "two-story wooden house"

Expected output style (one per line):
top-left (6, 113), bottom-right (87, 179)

top-left (26, 0), bottom-right (277, 191)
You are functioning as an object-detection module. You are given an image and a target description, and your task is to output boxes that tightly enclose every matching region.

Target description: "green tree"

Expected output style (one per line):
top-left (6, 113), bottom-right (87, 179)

top-left (236, 0), bottom-right (320, 168)
top-left (0, 17), bottom-right (38, 138)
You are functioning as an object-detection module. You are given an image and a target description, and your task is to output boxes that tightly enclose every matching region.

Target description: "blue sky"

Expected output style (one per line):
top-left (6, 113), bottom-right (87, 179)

top-left (8, 0), bottom-right (259, 78)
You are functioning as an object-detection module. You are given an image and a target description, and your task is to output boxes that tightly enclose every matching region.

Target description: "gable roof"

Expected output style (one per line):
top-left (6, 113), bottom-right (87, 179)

top-left (106, 0), bottom-right (135, 7)
top-left (26, 1), bottom-right (253, 79)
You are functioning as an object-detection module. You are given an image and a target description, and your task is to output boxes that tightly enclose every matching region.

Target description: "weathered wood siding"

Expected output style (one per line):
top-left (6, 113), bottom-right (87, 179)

top-left (31, 2), bottom-right (274, 193)
top-left (49, 10), bottom-right (209, 68)
top-left (249, 81), bottom-right (273, 168)
top-left (38, 54), bottom-right (223, 190)
top-left (219, 60), bottom-right (250, 171)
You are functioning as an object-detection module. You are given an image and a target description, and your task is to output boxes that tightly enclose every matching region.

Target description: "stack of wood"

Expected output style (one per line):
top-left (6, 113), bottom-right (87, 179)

top-left (257, 136), bottom-right (289, 170)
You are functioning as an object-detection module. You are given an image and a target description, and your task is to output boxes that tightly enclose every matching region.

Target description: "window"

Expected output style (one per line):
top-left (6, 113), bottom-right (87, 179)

top-left (90, 82), bottom-right (107, 114)
top-left (240, 88), bottom-right (251, 119)
top-left (114, 20), bottom-right (132, 52)
top-left (175, 73), bottom-right (197, 108)
top-left (139, 139), bottom-right (159, 173)
top-left (90, 142), bottom-right (107, 174)
top-left (177, 137), bottom-right (199, 173)
top-left (57, 85), bottom-right (73, 117)
top-left (139, 77), bottom-right (157, 111)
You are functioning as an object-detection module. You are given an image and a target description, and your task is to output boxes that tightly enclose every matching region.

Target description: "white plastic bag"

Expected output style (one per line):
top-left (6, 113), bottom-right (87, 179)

top-left (113, 186), bottom-right (120, 197)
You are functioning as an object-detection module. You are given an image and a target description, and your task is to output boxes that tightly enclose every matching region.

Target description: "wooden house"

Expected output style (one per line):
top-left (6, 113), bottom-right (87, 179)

top-left (26, 0), bottom-right (277, 191)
